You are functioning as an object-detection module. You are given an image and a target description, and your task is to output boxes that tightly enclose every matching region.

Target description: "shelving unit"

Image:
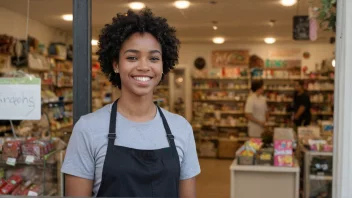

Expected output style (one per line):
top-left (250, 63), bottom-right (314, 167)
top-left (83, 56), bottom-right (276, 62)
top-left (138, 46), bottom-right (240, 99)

top-left (191, 58), bottom-right (335, 158)
top-left (301, 147), bottom-right (333, 198)
top-left (192, 67), bottom-right (250, 158)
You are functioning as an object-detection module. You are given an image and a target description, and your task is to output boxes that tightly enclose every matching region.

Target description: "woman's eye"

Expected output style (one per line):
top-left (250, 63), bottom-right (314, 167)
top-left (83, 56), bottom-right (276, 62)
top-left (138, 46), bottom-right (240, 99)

top-left (150, 57), bottom-right (160, 61)
top-left (127, 57), bottom-right (137, 61)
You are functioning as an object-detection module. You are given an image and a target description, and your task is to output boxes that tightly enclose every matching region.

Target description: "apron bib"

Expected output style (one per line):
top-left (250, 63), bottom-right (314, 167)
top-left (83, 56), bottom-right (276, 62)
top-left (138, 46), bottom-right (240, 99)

top-left (96, 99), bottom-right (180, 197)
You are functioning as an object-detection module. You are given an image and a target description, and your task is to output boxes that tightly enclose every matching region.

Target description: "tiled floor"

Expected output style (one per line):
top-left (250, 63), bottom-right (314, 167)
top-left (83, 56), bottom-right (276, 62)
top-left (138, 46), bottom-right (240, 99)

top-left (196, 158), bottom-right (233, 198)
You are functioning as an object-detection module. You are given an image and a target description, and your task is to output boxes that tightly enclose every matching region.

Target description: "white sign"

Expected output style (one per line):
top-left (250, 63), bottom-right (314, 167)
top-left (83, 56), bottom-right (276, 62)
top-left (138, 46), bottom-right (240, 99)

top-left (25, 155), bottom-right (35, 164)
top-left (0, 78), bottom-right (41, 120)
top-left (6, 157), bottom-right (16, 166)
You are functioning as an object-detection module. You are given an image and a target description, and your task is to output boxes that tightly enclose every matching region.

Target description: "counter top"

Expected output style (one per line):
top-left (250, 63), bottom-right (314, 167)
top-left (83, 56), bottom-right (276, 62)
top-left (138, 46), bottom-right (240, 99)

top-left (230, 158), bottom-right (300, 173)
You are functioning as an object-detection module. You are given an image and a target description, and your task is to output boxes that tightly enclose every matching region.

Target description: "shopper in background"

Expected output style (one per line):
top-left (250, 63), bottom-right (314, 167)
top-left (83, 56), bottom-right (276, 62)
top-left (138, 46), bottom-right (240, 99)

top-left (61, 9), bottom-right (200, 198)
top-left (293, 80), bottom-right (312, 126)
top-left (245, 80), bottom-right (269, 138)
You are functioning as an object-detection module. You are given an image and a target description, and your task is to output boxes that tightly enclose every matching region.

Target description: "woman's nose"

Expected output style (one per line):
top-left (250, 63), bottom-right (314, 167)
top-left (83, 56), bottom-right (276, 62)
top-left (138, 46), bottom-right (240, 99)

top-left (137, 59), bottom-right (150, 71)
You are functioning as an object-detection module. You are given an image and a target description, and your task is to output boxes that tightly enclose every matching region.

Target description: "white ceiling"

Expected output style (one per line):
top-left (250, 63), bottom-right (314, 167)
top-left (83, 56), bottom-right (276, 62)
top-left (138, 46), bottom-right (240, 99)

top-left (0, 0), bottom-right (334, 44)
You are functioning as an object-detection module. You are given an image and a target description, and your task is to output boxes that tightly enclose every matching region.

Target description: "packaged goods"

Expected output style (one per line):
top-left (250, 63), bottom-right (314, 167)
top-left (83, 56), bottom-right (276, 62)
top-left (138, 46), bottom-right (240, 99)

top-left (0, 179), bottom-right (7, 189)
top-left (2, 141), bottom-right (22, 160)
top-left (21, 139), bottom-right (54, 160)
top-left (1, 175), bottom-right (23, 194)
top-left (274, 140), bottom-right (293, 167)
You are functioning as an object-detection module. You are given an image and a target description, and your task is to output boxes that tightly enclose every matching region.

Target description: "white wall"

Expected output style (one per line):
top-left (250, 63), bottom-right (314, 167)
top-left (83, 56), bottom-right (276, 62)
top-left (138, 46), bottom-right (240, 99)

top-left (176, 43), bottom-right (335, 121)
top-left (0, 7), bottom-right (69, 47)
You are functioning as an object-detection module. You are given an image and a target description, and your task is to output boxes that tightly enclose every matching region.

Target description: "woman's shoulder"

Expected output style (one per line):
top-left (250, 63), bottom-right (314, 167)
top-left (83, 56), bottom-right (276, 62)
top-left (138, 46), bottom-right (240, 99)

top-left (73, 104), bottom-right (111, 134)
top-left (158, 108), bottom-right (193, 132)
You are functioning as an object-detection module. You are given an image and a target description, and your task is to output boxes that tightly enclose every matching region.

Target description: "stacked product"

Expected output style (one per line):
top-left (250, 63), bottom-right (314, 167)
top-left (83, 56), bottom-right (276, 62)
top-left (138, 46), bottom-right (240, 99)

top-left (0, 137), bottom-right (65, 196)
top-left (235, 128), bottom-right (296, 167)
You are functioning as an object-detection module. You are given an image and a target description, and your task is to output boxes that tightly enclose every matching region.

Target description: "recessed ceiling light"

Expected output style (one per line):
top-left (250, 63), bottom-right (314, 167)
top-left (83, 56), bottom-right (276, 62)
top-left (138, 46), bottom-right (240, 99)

top-left (332, 59), bottom-right (336, 67)
top-left (213, 26), bottom-right (218, 30)
top-left (91, 40), bottom-right (98, 46)
top-left (264, 37), bottom-right (276, 44)
top-left (281, 0), bottom-right (297, 6)
top-left (174, 1), bottom-right (190, 9)
top-left (62, 14), bottom-right (73, 21)
top-left (213, 37), bottom-right (225, 44)
top-left (129, 2), bottom-right (145, 10)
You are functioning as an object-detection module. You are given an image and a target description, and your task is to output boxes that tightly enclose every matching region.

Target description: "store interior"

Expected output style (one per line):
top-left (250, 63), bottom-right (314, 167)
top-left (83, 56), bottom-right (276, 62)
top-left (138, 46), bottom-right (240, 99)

top-left (0, 0), bottom-right (336, 197)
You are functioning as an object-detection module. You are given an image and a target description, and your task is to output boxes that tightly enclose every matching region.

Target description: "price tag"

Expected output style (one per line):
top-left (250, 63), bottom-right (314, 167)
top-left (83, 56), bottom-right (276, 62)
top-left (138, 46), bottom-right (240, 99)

top-left (25, 156), bottom-right (35, 164)
top-left (28, 191), bottom-right (38, 196)
top-left (6, 158), bottom-right (16, 166)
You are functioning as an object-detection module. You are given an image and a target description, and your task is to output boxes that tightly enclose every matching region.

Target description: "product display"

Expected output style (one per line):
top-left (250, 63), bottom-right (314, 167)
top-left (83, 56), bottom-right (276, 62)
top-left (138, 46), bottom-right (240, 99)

top-left (0, 137), bottom-right (65, 196)
top-left (0, 9), bottom-right (338, 197)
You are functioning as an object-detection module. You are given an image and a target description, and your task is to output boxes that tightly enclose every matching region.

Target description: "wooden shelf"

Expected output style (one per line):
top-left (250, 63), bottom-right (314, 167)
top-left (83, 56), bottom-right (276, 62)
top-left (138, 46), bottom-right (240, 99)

top-left (193, 87), bottom-right (249, 91)
top-left (194, 99), bottom-right (246, 102)
top-left (267, 100), bottom-right (293, 103)
top-left (309, 175), bottom-right (333, 181)
top-left (203, 124), bottom-right (248, 128)
top-left (193, 77), bottom-right (249, 81)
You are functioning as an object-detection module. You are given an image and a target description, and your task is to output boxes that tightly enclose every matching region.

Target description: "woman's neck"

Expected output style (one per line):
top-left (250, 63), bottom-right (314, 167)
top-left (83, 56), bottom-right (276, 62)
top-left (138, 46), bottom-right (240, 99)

top-left (117, 90), bottom-right (156, 122)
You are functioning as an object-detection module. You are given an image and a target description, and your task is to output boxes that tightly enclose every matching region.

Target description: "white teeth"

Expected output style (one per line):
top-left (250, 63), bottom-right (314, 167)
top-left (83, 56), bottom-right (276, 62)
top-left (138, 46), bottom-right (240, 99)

top-left (134, 77), bottom-right (151, 82)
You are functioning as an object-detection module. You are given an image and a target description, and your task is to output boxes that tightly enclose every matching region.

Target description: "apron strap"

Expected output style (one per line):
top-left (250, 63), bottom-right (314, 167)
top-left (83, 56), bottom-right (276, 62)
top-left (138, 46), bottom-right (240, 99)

top-left (107, 99), bottom-right (177, 154)
top-left (107, 99), bottom-right (118, 148)
top-left (157, 106), bottom-right (177, 150)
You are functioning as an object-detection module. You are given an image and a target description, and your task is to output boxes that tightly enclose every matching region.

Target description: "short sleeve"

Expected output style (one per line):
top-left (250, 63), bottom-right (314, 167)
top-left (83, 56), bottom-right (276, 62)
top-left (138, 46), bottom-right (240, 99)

top-left (180, 124), bottom-right (201, 180)
top-left (61, 117), bottom-right (95, 180)
top-left (303, 95), bottom-right (310, 107)
top-left (245, 96), bottom-right (253, 114)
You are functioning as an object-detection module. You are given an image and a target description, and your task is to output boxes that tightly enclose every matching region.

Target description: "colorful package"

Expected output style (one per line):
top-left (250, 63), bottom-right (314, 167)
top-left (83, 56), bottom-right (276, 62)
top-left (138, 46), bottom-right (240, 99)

top-left (22, 184), bottom-right (43, 196)
top-left (248, 138), bottom-right (263, 151)
top-left (274, 155), bottom-right (293, 167)
top-left (1, 175), bottom-right (23, 194)
top-left (274, 140), bottom-right (293, 167)
top-left (21, 139), bottom-right (54, 160)
top-left (2, 141), bottom-right (22, 160)
top-left (0, 179), bottom-right (7, 189)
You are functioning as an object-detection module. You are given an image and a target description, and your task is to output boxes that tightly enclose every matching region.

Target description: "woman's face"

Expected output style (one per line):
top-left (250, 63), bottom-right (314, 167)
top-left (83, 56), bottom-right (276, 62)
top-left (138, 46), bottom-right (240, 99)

top-left (116, 32), bottom-right (163, 97)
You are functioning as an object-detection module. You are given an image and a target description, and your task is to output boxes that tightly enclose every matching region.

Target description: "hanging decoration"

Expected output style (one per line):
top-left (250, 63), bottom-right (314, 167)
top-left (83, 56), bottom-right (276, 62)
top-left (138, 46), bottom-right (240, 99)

top-left (309, 7), bottom-right (318, 41)
top-left (317, 0), bottom-right (336, 32)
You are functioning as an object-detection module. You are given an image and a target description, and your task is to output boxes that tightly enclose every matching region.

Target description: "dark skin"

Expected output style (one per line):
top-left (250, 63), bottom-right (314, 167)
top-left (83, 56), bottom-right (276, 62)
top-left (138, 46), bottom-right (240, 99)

top-left (65, 33), bottom-right (197, 198)
top-left (294, 83), bottom-right (306, 120)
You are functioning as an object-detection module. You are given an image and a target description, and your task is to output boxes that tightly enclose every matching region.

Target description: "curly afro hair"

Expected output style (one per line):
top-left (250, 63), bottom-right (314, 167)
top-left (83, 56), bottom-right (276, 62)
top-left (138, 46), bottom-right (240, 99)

top-left (97, 8), bottom-right (180, 89)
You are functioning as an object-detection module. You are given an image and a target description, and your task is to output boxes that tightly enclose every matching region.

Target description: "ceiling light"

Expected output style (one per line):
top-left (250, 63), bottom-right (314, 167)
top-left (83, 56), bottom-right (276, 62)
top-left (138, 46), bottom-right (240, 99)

top-left (264, 37), bottom-right (276, 44)
top-left (212, 37), bottom-right (225, 44)
top-left (213, 26), bottom-right (218, 30)
top-left (91, 40), bottom-right (98, 46)
top-left (62, 14), bottom-right (73, 21)
top-left (174, 1), bottom-right (190, 9)
top-left (332, 59), bottom-right (335, 67)
top-left (129, 2), bottom-right (145, 10)
top-left (280, 0), bottom-right (297, 6)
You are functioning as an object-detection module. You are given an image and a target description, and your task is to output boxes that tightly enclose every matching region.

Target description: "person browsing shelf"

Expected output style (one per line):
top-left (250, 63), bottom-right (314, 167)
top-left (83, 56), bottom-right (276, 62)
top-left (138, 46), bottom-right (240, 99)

top-left (245, 80), bottom-right (269, 138)
top-left (293, 80), bottom-right (312, 126)
top-left (61, 9), bottom-right (200, 198)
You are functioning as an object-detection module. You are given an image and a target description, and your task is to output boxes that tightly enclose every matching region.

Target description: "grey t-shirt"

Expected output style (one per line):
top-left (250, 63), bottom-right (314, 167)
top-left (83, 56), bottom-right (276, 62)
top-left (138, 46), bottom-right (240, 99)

top-left (61, 104), bottom-right (201, 196)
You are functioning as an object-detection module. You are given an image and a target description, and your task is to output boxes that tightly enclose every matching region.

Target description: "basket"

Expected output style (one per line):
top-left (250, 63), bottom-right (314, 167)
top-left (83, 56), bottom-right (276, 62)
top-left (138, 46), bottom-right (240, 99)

top-left (238, 156), bottom-right (255, 165)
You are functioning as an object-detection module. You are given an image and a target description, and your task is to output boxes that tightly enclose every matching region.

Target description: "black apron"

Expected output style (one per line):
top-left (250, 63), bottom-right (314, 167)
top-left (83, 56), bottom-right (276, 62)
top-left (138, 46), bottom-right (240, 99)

top-left (96, 100), bottom-right (180, 197)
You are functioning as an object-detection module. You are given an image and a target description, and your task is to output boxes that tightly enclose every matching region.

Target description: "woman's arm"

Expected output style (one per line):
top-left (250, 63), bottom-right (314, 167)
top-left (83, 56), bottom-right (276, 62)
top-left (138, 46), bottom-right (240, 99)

top-left (65, 174), bottom-right (93, 196)
top-left (179, 177), bottom-right (196, 198)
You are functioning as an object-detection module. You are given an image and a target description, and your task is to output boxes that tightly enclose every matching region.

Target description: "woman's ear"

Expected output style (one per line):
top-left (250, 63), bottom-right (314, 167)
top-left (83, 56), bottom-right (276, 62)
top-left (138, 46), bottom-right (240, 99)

top-left (113, 61), bottom-right (119, 73)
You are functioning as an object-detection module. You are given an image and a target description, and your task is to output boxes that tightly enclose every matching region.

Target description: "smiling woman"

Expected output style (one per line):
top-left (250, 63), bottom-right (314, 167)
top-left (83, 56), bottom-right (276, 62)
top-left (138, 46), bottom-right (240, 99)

top-left (61, 8), bottom-right (200, 198)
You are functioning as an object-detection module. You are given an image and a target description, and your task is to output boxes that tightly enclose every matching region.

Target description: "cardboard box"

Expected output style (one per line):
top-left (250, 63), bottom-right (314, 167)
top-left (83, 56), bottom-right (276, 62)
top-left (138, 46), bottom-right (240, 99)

top-left (218, 139), bottom-right (241, 159)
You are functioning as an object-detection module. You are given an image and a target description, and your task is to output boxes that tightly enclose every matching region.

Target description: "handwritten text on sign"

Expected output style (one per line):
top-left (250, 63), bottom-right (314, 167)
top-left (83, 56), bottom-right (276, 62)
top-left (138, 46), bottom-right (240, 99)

top-left (0, 78), bottom-right (41, 120)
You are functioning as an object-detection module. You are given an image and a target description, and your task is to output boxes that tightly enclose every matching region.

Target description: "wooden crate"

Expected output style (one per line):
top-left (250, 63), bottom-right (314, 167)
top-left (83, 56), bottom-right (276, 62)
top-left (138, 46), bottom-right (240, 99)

top-left (218, 139), bottom-right (242, 159)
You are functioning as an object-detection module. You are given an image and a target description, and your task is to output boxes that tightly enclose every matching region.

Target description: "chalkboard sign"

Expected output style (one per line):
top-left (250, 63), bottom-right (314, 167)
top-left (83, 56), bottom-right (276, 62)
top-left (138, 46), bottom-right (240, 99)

top-left (0, 78), bottom-right (41, 120)
top-left (293, 16), bottom-right (310, 40)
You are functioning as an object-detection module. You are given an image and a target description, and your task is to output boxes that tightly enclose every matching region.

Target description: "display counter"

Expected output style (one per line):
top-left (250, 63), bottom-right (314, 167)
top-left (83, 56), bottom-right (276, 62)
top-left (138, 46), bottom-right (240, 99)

top-left (229, 158), bottom-right (300, 198)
